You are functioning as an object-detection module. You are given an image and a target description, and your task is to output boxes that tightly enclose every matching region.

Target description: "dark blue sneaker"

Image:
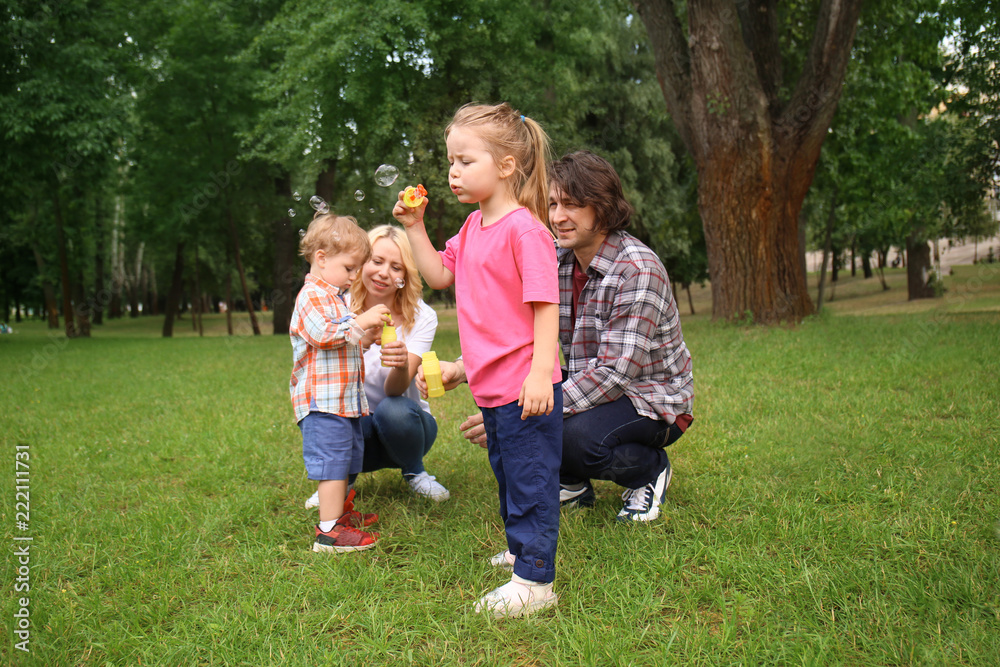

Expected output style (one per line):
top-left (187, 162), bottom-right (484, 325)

top-left (559, 482), bottom-right (596, 508)
top-left (616, 462), bottom-right (672, 523)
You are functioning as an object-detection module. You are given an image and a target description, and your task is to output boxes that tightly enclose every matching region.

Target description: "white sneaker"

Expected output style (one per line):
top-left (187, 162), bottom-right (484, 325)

top-left (488, 550), bottom-right (516, 571)
top-left (405, 471), bottom-right (450, 501)
top-left (474, 575), bottom-right (558, 619)
top-left (304, 490), bottom-right (320, 510)
top-left (616, 463), bottom-right (672, 523)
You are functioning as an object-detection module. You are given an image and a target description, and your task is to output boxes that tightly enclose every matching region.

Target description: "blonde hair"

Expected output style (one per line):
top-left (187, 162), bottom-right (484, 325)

top-left (349, 225), bottom-right (423, 331)
top-left (446, 102), bottom-right (552, 227)
top-left (299, 213), bottom-right (371, 265)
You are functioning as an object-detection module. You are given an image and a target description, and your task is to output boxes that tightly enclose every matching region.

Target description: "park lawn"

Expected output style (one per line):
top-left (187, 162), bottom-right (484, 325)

top-left (2, 266), bottom-right (999, 666)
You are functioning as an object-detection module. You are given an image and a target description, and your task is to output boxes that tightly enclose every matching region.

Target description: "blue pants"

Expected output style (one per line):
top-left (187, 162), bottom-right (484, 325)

top-left (561, 394), bottom-right (684, 489)
top-left (480, 386), bottom-right (563, 584)
top-left (356, 396), bottom-right (438, 477)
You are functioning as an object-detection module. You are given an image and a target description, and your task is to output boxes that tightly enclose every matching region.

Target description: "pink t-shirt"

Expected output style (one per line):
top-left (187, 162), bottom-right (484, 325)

top-left (441, 207), bottom-right (561, 408)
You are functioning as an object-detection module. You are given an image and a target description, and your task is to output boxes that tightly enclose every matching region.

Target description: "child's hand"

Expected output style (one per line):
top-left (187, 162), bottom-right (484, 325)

top-left (518, 370), bottom-right (554, 420)
top-left (355, 304), bottom-right (391, 330)
top-left (359, 327), bottom-right (379, 350)
top-left (392, 189), bottom-right (427, 229)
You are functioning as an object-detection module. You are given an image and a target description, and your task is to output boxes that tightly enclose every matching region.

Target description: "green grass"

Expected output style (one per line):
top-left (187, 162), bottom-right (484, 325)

top-left (2, 265), bottom-right (999, 665)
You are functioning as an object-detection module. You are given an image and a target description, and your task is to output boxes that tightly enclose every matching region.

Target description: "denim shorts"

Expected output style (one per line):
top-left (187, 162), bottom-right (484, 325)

top-left (299, 411), bottom-right (364, 481)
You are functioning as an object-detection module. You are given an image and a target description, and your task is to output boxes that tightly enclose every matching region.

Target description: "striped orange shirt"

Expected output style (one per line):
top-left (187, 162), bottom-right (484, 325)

top-left (289, 274), bottom-right (368, 422)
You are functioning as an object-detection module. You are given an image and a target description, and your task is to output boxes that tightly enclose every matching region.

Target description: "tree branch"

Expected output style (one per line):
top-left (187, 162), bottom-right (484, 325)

top-left (632, 0), bottom-right (693, 149)
top-left (736, 0), bottom-right (782, 114)
top-left (778, 0), bottom-right (864, 150)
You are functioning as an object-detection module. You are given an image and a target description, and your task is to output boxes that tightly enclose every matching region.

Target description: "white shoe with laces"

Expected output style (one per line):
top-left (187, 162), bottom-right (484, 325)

top-left (474, 574), bottom-right (558, 619)
top-left (405, 471), bottom-right (450, 501)
top-left (616, 462), bottom-right (672, 523)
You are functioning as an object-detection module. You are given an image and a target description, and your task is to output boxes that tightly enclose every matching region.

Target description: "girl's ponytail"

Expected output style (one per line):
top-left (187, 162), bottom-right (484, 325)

top-left (517, 116), bottom-right (551, 228)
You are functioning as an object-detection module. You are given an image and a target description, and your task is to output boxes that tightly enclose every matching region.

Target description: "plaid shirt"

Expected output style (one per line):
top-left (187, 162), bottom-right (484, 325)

top-left (558, 231), bottom-right (694, 422)
top-left (289, 274), bottom-right (368, 422)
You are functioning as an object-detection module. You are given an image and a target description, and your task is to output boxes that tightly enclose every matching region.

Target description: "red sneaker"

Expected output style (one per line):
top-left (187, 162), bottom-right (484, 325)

top-left (312, 523), bottom-right (379, 553)
top-left (343, 488), bottom-right (378, 527)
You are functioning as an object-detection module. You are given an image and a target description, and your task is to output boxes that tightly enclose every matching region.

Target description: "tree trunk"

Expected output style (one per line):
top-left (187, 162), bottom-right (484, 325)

top-left (149, 264), bottom-right (159, 316)
top-left (32, 246), bottom-right (60, 329)
top-left (73, 266), bottom-right (91, 337)
top-left (272, 174), bottom-right (298, 335)
top-left (93, 198), bottom-right (105, 326)
top-left (53, 191), bottom-right (77, 338)
top-left (831, 245), bottom-right (840, 283)
top-left (162, 242), bottom-right (186, 337)
top-left (192, 246), bottom-right (203, 336)
top-left (798, 215), bottom-right (808, 285)
top-left (226, 206), bottom-right (261, 335)
top-left (905, 230), bottom-right (935, 300)
top-left (635, 0), bottom-right (863, 323)
top-left (109, 196), bottom-right (124, 319)
top-left (685, 284), bottom-right (695, 315)
top-left (315, 162), bottom-right (337, 207)
top-left (861, 253), bottom-right (872, 279)
top-left (816, 188), bottom-right (837, 313)
top-left (225, 267), bottom-right (233, 336)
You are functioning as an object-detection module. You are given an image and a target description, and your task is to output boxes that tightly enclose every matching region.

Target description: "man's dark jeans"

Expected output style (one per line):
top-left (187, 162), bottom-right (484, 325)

top-left (561, 394), bottom-right (684, 489)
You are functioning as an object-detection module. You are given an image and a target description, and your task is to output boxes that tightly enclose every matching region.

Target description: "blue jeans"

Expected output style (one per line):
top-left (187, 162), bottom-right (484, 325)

top-left (561, 394), bottom-right (684, 489)
top-left (356, 396), bottom-right (438, 477)
top-left (480, 386), bottom-right (563, 584)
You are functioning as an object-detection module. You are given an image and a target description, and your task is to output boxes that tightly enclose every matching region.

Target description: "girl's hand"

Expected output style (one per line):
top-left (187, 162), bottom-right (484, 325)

top-left (518, 371), bottom-right (554, 420)
top-left (380, 340), bottom-right (408, 368)
top-left (391, 190), bottom-right (428, 229)
top-left (356, 304), bottom-right (391, 330)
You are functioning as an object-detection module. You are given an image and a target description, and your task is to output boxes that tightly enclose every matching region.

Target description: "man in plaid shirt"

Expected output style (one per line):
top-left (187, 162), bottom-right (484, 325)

top-left (449, 151), bottom-right (693, 524)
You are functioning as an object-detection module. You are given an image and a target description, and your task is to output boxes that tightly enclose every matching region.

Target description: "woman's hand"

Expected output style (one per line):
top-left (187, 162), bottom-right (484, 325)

top-left (380, 339), bottom-right (408, 368)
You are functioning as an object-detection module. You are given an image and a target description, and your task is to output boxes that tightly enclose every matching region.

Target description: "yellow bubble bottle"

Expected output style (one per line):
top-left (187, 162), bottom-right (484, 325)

top-left (381, 324), bottom-right (396, 367)
top-left (422, 351), bottom-right (446, 398)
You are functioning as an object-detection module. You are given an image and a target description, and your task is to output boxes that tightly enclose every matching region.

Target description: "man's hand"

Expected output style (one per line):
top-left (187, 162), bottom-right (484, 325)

top-left (459, 412), bottom-right (487, 448)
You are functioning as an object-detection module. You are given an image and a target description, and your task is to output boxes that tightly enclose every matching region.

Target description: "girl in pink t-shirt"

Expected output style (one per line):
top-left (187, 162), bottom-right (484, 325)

top-left (393, 102), bottom-right (562, 619)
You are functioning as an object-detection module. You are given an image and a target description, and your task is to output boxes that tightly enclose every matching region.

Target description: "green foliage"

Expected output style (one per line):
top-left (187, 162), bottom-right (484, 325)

top-left (806, 0), bottom-right (995, 266)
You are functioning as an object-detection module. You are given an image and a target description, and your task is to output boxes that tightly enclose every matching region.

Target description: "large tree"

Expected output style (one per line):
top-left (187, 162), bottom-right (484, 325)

top-left (634, 0), bottom-right (864, 323)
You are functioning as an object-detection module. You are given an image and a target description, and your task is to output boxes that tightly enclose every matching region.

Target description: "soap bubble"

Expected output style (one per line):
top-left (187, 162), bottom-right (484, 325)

top-left (395, 278), bottom-right (406, 289)
top-left (292, 191), bottom-right (301, 201)
top-left (287, 208), bottom-right (296, 217)
top-left (298, 229), bottom-right (306, 239)
top-left (369, 208), bottom-right (375, 214)
top-left (374, 164), bottom-right (399, 187)
top-left (354, 189), bottom-right (365, 201)
top-left (309, 195), bottom-right (329, 214)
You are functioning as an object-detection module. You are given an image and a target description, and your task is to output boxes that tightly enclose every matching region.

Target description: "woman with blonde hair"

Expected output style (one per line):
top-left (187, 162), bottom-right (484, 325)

top-left (305, 224), bottom-right (449, 507)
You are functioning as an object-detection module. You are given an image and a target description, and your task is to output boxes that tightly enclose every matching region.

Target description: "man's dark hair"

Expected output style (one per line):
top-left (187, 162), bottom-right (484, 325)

top-left (549, 151), bottom-right (634, 234)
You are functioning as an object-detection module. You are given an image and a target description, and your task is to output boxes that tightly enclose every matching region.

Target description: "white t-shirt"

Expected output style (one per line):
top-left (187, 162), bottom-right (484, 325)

top-left (354, 298), bottom-right (438, 415)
